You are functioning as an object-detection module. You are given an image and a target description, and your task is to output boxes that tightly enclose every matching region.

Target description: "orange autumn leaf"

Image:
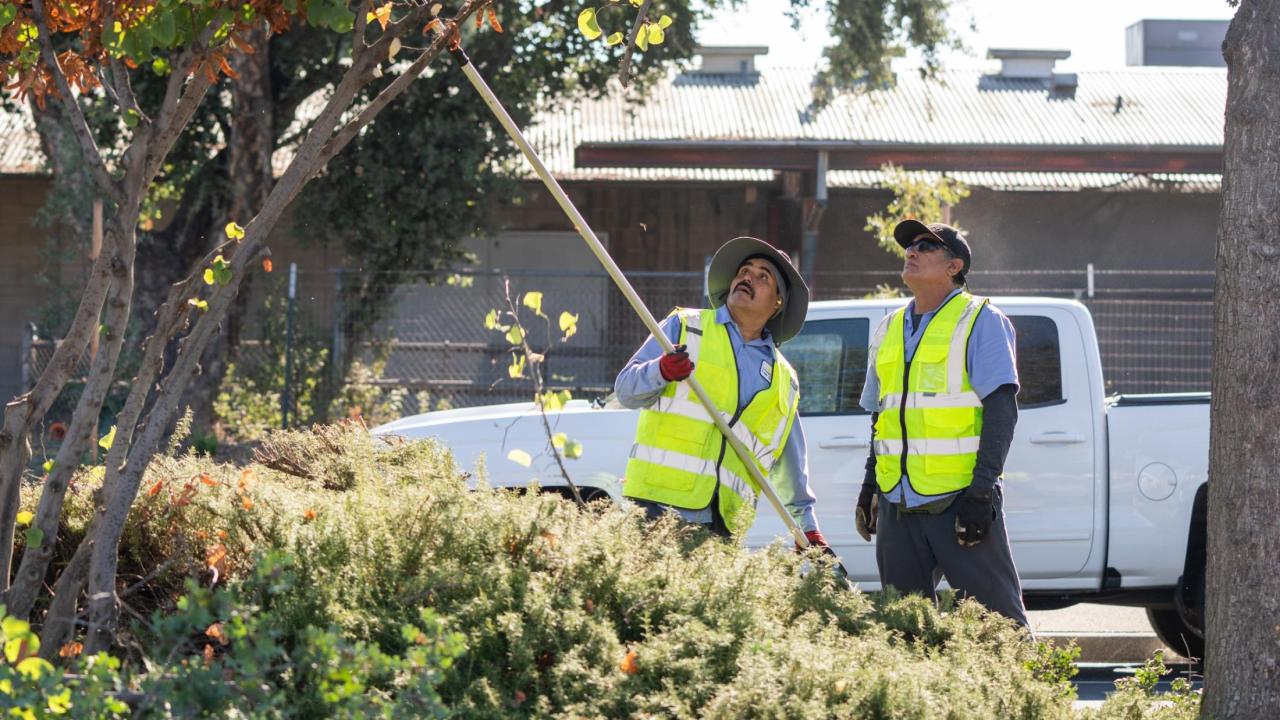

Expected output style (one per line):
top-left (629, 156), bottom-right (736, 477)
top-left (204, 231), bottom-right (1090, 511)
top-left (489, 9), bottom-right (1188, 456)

top-left (216, 529), bottom-right (228, 540)
top-left (486, 6), bottom-right (502, 33)
top-left (241, 497), bottom-right (254, 511)
top-left (58, 642), bottom-right (83, 658)
top-left (475, 9), bottom-right (482, 28)
top-left (238, 468), bottom-right (254, 491)
top-left (203, 643), bottom-right (215, 666)
top-left (303, 508), bottom-right (318, 522)
top-left (206, 543), bottom-right (228, 570)
top-left (198, 473), bottom-right (217, 487)
top-left (423, 18), bottom-right (443, 35)
top-left (262, 257), bottom-right (273, 273)
top-left (368, 2), bottom-right (392, 30)
top-left (147, 479), bottom-right (165, 497)
top-left (619, 649), bottom-right (639, 674)
top-left (205, 622), bottom-right (229, 645)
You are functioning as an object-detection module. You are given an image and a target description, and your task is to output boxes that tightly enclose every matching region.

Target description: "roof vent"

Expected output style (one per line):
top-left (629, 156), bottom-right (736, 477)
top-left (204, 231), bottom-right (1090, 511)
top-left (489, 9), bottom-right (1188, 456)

top-left (988, 48), bottom-right (1071, 79)
top-left (692, 45), bottom-right (768, 75)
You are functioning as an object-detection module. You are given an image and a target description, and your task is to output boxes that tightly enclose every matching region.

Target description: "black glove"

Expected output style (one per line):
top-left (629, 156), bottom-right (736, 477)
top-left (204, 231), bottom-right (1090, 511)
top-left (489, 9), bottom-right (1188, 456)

top-left (954, 486), bottom-right (995, 547)
top-left (855, 484), bottom-right (878, 542)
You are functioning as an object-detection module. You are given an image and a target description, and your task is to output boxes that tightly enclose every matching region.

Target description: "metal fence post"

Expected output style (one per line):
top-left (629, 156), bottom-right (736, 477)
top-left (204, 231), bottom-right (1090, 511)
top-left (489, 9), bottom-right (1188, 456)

top-left (20, 322), bottom-right (36, 392)
top-left (282, 262), bottom-right (297, 428)
top-left (331, 269), bottom-right (344, 394)
top-left (1087, 263), bottom-right (1095, 299)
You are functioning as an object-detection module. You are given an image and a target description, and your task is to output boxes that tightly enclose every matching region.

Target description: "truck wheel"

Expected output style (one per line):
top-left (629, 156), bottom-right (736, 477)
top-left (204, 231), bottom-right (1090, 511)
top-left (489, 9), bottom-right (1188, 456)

top-left (1146, 608), bottom-right (1204, 661)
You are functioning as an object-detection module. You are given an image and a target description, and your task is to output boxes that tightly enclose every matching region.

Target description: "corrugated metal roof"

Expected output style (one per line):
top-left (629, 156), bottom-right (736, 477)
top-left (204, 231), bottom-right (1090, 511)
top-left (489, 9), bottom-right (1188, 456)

top-left (4, 64), bottom-right (1226, 193)
top-left (528, 65), bottom-right (1225, 191)
top-left (0, 103), bottom-right (45, 175)
top-left (551, 67), bottom-right (1226, 147)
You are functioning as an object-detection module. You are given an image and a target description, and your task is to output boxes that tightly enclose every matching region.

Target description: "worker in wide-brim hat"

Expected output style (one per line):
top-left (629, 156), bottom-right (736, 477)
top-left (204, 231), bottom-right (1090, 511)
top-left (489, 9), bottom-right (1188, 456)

top-left (613, 236), bottom-right (830, 549)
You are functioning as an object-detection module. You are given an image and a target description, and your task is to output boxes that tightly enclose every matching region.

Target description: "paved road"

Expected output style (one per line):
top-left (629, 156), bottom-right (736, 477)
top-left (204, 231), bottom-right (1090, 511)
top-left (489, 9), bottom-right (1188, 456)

top-left (1073, 661), bottom-right (1203, 707)
top-left (1028, 603), bottom-right (1202, 706)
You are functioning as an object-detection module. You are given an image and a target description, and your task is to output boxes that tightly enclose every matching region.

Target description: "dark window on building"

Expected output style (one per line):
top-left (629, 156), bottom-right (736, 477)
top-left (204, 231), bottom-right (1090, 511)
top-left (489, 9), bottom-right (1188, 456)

top-left (787, 318), bottom-right (871, 415)
top-left (1010, 315), bottom-right (1063, 407)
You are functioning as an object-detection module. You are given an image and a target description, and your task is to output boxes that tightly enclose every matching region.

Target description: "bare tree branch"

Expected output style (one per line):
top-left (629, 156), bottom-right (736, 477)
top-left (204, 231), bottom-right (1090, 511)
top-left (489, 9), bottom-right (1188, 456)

top-left (30, 0), bottom-right (121, 204)
top-left (617, 0), bottom-right (653, 88)
top-left (314, 0), bottom-right (493, 170)
top-left (143, 23), bottom-right (221, 183)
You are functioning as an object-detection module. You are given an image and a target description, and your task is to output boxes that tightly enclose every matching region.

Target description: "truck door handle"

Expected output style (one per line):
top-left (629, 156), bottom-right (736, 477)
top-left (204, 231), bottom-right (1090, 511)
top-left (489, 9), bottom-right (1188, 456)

top-left (818, 436), bottom-right (869, 449)
top-left (1029, 432), bottom-right (1085, 445)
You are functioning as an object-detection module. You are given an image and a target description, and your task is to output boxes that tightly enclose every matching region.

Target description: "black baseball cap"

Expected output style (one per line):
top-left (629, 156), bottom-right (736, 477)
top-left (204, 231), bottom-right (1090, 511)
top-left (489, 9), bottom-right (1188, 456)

top-left (893, 220), bottom-right (971, 275)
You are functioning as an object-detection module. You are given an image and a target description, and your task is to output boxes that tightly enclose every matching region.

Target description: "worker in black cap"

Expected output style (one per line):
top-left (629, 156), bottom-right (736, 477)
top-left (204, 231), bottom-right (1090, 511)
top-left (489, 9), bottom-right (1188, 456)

top-left (855, 219), bottom-right (1028, 626)
top-left (614, 237), bottom-right (830, 550)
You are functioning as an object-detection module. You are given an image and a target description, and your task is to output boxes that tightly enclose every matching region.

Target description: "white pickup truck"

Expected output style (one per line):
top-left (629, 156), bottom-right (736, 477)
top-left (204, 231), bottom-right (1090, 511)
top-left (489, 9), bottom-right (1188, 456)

top-left (375, 297), bottom-right (1210, 657)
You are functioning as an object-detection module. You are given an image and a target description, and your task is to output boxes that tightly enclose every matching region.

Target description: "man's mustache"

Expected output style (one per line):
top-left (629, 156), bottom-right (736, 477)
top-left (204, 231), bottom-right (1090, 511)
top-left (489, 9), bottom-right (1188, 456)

top-left (733, 280), bottom-right (754, 297)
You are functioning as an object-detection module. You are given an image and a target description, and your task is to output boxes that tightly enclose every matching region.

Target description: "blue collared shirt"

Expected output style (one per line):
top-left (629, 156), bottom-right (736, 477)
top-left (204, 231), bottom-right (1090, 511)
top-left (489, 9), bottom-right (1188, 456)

top-left (614, 305), bottom-right (820, 532)
top-left (859, 289), bottom-right (1020, 509)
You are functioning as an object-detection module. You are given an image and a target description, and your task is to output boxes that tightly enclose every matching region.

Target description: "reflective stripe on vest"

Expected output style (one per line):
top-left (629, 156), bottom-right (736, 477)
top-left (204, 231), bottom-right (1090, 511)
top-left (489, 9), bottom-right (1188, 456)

top-left (624, 308), bottom-right (798, 534)
top-left (872, 292), bottom-right (988, 497)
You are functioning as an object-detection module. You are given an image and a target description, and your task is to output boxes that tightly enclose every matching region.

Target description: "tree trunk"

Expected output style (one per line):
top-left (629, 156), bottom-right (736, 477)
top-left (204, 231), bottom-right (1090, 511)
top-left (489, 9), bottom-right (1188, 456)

top-left (1205, 2), bottom-right (1280, 717)
top-left (184, 24), bottom-right (275, 434)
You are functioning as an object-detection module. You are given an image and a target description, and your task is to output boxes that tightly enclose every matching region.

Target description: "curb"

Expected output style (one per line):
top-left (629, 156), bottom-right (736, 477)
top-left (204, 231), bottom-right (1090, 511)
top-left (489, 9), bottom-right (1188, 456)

top-left (1039, 632), bottom-right (1183, 664)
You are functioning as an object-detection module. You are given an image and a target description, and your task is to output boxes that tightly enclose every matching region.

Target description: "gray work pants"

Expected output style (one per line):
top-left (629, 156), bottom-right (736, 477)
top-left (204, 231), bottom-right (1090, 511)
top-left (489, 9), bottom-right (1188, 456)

top-left (875, 487), bottom-right (1029, 627)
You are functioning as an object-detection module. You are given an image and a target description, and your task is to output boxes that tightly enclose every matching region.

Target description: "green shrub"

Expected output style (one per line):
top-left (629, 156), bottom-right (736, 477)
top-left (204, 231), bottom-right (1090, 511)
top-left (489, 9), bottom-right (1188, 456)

top-left (23, 424), bottom-right (1199, 718)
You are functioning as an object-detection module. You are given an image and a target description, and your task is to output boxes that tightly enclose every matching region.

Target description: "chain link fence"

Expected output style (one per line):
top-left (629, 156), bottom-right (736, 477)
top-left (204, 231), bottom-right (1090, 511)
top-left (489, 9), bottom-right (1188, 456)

top-left (21, 267), bottom-right (1216, 425)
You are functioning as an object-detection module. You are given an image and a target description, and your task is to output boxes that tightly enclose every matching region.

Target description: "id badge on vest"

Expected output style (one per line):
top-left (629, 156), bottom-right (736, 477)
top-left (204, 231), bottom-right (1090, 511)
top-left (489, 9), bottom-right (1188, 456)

top-left (759, 360), bottom-right (773, 384)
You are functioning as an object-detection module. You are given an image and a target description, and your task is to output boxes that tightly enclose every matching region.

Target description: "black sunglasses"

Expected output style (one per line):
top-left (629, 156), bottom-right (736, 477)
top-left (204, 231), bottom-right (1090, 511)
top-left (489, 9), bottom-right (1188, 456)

top-left (905, 238), bottom-right (948, 254)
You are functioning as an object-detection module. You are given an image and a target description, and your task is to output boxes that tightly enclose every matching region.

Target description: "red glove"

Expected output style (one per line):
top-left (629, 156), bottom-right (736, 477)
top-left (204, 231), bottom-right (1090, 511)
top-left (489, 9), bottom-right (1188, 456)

top-left (658, 344), bottom-right (694, 382)
top-left (795, 529), bottom-right (832, 554)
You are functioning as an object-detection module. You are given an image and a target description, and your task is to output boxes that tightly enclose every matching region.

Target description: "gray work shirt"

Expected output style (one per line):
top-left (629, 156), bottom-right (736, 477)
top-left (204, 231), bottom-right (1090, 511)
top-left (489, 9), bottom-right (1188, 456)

top-left (859, 289), bottom-right (1020, 509)
top-left (614, 305), bottom-right (819, 532)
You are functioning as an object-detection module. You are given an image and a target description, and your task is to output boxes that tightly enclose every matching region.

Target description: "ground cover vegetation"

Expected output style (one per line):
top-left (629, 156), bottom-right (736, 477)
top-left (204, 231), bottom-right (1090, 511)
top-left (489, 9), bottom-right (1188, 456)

top-left (4, 423), bottom-right (1199, 717)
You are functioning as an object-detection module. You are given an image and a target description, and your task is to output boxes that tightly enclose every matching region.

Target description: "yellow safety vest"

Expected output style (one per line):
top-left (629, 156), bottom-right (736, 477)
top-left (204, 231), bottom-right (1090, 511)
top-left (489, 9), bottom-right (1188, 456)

top-left (873, 292), bottom-right (989, 497)
top-left (624, 308), bottom-right (800, 535)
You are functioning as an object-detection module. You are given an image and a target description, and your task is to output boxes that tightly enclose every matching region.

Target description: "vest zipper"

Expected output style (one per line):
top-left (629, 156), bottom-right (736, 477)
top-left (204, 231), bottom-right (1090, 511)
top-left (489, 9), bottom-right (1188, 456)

top-left (899, 358), bottom-right (911, 482)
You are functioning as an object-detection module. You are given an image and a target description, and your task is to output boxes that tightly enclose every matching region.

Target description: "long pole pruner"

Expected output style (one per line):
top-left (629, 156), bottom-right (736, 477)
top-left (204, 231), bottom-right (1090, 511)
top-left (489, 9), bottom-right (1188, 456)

top-left (445, 35), bottom-right (841, 563)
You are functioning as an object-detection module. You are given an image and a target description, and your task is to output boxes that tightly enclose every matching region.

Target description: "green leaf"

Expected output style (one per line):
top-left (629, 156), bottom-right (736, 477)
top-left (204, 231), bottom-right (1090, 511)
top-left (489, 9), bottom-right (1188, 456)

top-left (505, 326), bottom-right (524, 346)
top-left (507, 354), bottom-right (526, 379)
top-left (551, 432), bottom-right (566, 448)
top-left (15, 511), bottom-right (32, 527)
top-left (0, 5), bottom-right (17, 30)
top-left (47, 688), bottom-right (72, 714)
top-left (203, 268), bottom-right (216, 285)
top-left (188, 298), bottom-right (209, 311)
top-left (605, 32), bottom-right (623, 46)
top-left (123, 108), bottom-right (140, 128)
top-left (151, 57), bottom-right (171, 75)
top-left (224, 221), bottom-right (245, 240)
top-left (576, 8), bottom-right (601, 40)
top-left (2, 616), bottom-right (30, 643)
top-left (154, 11), bottom-right (177, 45)
top-left (16, 657), bottom-right (52, 680)
top-left (23, 527), bottom-right (42, 550)
top-left (658, 14), bottom-right (673, 28)
top-left (647, 24), bottom-right (664, 45)
top-left (563, 439), bottom-right (583, 459)
top-left (99, 323), bottom-right (109, 336)
top-left (98, 425), bottom-right (117, 451)
top-left (522, 291), bottom-right (544, 316)
top-left (634, 25), bottom-right (649, 51)
top-left (41, 459), bottom-right (54, 474)
top-left (559, 311), bottom-right (579, 339)
top-left (506, 449), bottom-right (532, 467)
top-left (542, 391), bottom-right (568, 412)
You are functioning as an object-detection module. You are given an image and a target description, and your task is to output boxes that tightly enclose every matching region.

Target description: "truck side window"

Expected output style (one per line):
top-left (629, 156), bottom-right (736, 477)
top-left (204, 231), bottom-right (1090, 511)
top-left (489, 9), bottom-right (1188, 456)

top-left (786, 318), bottom-right (871, 415)
top-left (1010, 315), bottom-right (1063, 407)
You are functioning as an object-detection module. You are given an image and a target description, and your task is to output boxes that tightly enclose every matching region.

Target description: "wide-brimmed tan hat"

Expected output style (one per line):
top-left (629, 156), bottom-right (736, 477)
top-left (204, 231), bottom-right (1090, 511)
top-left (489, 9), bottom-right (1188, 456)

top-left (705, 237), bottom-right (810, 344)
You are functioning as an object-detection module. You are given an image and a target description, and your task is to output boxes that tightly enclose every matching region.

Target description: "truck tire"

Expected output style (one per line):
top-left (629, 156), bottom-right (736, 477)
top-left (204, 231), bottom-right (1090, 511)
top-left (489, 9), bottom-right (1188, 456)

top-left (1146, 608), bottom-right (1204, 661)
